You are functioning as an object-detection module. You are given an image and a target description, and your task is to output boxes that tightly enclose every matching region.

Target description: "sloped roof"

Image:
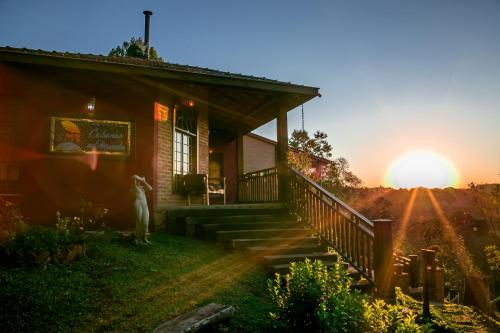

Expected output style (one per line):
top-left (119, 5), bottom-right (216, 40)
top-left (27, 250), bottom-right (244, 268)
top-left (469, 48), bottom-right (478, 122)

top-left (0, 46), bottom-right (320, 134)
top-left (0, 46), bottom-right (319, 95)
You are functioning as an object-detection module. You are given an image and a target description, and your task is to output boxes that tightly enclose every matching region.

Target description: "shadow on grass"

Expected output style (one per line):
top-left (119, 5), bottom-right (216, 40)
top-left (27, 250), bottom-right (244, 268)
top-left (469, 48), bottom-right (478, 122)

top-left (0, 233), bottom-right (275, 333)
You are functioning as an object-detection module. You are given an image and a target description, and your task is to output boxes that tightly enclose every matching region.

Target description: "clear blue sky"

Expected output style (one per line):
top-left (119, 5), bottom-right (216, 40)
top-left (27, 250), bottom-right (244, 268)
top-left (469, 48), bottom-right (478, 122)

top-left (1, 0), bottom-right (499, 186)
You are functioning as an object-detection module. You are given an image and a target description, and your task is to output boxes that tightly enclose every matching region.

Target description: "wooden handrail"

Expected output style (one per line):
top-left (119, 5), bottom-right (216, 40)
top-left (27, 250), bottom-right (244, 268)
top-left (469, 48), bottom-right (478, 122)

top-left (237, 167), bottom-right (278, 203)
top-left (288, 167), bottom-right (373, 232)
top-left (287, 166), bottom-right (376, 283)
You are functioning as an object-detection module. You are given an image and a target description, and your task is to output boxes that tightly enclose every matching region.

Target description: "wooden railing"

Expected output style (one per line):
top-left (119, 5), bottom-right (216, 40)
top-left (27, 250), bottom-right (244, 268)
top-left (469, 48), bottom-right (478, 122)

top-left (288, 167), bottom-right (376, 283)
top-left (237, 167), bottom-right (278, 203)
top-left (237, 166), bottom-right (397, 289)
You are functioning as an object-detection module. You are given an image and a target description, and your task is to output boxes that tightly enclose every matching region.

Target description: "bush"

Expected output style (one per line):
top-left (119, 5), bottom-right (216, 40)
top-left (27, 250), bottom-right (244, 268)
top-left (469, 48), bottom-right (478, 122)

top-left (268, 259), bottom-right (366, 332)
top-left (0, 198), bottom-right (26, 244)
top-left (268, 260), bottom-right (431, 333)
top-left (364, 290), bottom-right (433, 333)
top-left (1, 225), bottom-right (86, 266)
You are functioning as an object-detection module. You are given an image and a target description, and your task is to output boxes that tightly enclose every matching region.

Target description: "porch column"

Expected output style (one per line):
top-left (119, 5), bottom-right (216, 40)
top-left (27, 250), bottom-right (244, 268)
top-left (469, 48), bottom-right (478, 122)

top-left (276, 98), bottom-right (289, 203)
top-left (236, 130), bottom-right (245, 202)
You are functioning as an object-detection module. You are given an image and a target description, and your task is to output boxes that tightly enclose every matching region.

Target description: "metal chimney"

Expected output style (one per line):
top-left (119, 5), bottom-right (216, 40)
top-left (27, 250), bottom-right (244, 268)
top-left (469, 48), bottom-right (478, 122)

top-left (143, 10), bottom-right (153, 59)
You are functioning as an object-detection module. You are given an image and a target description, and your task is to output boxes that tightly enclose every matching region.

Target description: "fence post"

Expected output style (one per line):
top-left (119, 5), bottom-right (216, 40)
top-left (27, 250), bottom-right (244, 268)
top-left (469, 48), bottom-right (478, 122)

top-left (408, 254), bottom-right (420, 288)
top-left (421, 249), bottom-right (435, 319)
top-left (373, 219), bottom-right (394, 298)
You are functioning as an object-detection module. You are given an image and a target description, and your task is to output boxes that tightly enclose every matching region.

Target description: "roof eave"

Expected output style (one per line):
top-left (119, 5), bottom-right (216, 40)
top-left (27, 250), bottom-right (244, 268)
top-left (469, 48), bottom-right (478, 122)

top-left (0, 49), bottom-right (320, 96)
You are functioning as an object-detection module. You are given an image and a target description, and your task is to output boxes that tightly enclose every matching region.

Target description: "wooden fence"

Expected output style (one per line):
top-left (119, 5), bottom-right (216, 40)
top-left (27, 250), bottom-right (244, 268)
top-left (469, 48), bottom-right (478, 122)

top-left (237, 167), bottom-right (278, 203)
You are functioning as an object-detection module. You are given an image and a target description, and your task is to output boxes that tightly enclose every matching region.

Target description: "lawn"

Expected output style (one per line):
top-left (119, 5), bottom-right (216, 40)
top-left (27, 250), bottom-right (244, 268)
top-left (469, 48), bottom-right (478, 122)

top-left (1, 232), bottom-right (498, 333)
top-left (0, 233), bottom-right (274, 332)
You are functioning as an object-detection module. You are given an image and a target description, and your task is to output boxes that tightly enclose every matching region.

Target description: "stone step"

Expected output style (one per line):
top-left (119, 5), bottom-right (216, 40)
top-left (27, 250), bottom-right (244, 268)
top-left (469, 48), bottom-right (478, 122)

top-left (204, 221), bottom-right (300, 232)
top-left (187, 214), bottom-right (293, 225)
top-left (169, 204), bottom-right (287, 218)
top-left (153, 303), bottom-right (235, 333)
top-left (231, 236), bottom-right (319, 250)
top-left (216, 228), bottom-right (309, 242)
top-left (245, 244), bottom-right (326, 256)
top-left (263, 252), bottom-right (338, 266)
top-left (351, 279), bottom-right (375, 293)
top-left (186, 217), bottom-right (296, 238)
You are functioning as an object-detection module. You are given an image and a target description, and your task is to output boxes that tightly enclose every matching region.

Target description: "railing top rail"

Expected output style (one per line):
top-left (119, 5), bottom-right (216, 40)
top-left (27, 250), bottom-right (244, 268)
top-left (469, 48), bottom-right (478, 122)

top-left (289, 166), bottom-right (373, 229)
top-left (238, 167), bottom-right (278, 178)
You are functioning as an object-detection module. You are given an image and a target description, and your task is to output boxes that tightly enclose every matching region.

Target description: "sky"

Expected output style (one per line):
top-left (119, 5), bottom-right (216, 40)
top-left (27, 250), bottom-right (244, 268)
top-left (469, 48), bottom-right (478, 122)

top-left (0, 0), bottom-right (499, 187)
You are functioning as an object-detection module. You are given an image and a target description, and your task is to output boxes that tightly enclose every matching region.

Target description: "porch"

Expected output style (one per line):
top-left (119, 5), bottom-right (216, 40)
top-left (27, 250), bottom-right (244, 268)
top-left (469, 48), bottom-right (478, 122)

top-left (163, 165), bottom-right (403, 296)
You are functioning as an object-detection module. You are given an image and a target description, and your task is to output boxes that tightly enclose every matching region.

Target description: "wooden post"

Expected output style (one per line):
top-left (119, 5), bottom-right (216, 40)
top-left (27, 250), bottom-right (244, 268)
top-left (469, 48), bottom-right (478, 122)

top-left (373, 219), bottom-right (394, 298)
top-left (236, 131), bottom-right (245, 202)
top-left (408, 254), bottom-right (420, 288)
top-left (204, 174), bottom-right (209, 206)
top-left (276, 98), bottom-right (288, 203)
top-left (421, 249), bottom-right (435, 319)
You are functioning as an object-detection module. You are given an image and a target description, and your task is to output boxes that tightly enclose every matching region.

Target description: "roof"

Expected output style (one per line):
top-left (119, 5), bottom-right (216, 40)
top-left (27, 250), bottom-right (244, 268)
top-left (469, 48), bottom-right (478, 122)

top-left (0, 46), bottom-right (319, 95)
top-left (246, 133), bottom-right (331, 164)
top-left (0, 46), bottom-right (320, 134)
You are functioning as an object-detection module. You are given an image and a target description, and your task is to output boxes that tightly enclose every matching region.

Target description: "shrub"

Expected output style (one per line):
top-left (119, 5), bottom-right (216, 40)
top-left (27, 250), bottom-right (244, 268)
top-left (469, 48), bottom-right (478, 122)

top-left (268, 259), bottom-right (366, 332)
top-left (364, 291), bottom-right (433, 333)
top-left (268, 260), bottom-right (431, 333)
top-left (0, 198), bottom-right (26, 244)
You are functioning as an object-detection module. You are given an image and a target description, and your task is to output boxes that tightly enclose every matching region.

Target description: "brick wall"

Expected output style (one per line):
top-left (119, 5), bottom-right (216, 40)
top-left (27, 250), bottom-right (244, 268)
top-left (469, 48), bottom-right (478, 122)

top-left (153, 93), bottom-right (210, 227)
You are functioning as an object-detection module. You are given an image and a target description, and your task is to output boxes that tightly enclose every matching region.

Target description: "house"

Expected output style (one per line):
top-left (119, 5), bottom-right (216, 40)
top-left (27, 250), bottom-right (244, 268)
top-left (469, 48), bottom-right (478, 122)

top-left (0, 46), bottom-right (400, 295)
top-left (243, 132), bottom-right (330, 178)
top-left (0, 46), bottom-right (319, 228)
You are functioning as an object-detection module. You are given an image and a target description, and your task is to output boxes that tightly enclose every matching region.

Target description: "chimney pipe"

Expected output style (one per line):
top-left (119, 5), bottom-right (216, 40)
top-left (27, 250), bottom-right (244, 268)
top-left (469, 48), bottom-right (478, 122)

top-left (143, 10), bottom-right (153, 59)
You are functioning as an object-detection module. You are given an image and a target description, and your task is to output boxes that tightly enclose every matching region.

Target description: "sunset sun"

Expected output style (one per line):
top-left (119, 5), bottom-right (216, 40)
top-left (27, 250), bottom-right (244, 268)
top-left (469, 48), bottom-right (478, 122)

top-left (385, 150), bottom-right (459, 189)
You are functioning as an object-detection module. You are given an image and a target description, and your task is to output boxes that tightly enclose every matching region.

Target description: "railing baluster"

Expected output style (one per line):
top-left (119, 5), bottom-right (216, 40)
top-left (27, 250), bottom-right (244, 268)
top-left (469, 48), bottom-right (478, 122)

top-left (239, 166), bottom-right (376, 284)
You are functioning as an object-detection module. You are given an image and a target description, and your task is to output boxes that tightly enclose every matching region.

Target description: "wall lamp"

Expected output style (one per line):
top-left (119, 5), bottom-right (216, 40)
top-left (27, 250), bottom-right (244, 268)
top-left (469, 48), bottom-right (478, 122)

top-left (86, 97), bottom-right (96, 112)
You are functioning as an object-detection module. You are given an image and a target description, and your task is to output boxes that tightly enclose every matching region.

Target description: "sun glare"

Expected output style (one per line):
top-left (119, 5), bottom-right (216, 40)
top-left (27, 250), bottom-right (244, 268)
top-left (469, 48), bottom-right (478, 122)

top-left (384, 150), bottom-right (459, 189)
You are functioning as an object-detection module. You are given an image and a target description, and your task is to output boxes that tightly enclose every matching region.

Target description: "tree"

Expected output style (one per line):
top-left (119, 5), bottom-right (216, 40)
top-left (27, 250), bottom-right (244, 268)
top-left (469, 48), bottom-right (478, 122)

top-left (288, 129), bottom-right (362, 200)
top-left (108, 37), bottom-right (163, 61)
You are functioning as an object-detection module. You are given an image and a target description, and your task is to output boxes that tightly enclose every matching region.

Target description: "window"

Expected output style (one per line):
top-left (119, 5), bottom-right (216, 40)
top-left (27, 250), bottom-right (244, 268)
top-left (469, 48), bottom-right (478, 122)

top-left (173, 106), bottom-right (197, 176)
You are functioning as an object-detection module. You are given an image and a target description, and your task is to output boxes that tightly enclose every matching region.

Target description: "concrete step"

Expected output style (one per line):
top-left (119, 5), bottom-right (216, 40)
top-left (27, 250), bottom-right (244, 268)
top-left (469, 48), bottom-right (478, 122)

top-left (263, 252), bottom-right (338, 266)
top-left (245, 244), bottom-right (326, 256)
top-left (216, 228), bottom-right (309, 242)
top-left (169, 204), bottom-right (287, 219)
top-left (203, 221), bottom-right (300, 232)
top-left (186, 217), bottom-right (296, 238)
top-left (350, 279), bottom-right (375, 293)
top-left (231, 236), bottom-right (319, 250)
top-left (187, 214), bottom-right (294, 225)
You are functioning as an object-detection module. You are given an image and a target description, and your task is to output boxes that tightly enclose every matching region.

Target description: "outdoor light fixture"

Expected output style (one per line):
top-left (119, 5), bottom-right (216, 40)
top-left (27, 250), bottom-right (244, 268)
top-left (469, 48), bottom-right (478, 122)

top-left (187, 99), bottom-right (195, 107)
top-left (86, 97), bottom-right (96, 112)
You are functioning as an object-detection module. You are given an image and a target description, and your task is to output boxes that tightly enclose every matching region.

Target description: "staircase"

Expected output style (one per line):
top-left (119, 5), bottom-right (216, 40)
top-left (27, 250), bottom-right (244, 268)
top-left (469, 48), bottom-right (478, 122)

top-left (166, 203), bottom-right (372, 291)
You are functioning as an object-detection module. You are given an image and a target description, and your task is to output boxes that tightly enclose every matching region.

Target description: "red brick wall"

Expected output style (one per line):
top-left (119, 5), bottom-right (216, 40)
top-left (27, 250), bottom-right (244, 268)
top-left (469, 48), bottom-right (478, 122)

top-left (153, 90), bottom-right (210, 228)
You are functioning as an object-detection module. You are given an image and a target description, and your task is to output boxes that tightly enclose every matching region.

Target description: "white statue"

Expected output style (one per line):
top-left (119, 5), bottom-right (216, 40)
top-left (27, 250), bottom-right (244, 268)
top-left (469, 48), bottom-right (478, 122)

top-left (131, 175), bottom-right (153, 244)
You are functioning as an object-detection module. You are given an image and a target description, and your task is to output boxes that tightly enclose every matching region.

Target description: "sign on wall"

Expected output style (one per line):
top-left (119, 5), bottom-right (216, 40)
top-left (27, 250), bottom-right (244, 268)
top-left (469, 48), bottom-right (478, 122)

top-left (154, 102), bottom-right (169, 122)
top-left (49, 117), bottom-right (132, 156)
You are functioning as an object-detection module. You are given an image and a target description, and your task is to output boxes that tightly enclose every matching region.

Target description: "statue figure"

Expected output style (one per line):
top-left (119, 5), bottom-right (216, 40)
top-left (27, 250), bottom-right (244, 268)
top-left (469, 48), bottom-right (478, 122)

top-left (131, 175), bottom-right (152, 244)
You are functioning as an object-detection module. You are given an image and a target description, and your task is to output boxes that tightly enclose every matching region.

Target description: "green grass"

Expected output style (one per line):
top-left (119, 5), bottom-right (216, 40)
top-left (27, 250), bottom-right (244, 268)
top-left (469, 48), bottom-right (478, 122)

top-left (0, 233), bottom-right (274, 332)
top-left (396, 289), bottom-right (500, 333)
top-left (1, 232), bottom-right (499, 333)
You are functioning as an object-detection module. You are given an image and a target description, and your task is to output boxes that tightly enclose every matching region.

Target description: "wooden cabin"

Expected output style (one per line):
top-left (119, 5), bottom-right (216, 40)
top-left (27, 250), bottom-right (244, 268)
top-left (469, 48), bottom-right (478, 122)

top-left (0, 46), bottom-right (319, 228)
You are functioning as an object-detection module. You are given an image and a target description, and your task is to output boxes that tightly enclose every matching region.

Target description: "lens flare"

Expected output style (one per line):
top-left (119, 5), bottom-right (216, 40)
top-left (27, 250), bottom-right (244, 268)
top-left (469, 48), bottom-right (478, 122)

top-left (384, 150), bottom-right (459, 188)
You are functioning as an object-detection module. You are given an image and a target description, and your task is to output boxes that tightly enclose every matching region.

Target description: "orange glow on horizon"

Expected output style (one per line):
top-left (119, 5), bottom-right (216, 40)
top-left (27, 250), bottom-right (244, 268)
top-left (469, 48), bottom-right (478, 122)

top-left (384, 150), bottom-right (460, 189)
